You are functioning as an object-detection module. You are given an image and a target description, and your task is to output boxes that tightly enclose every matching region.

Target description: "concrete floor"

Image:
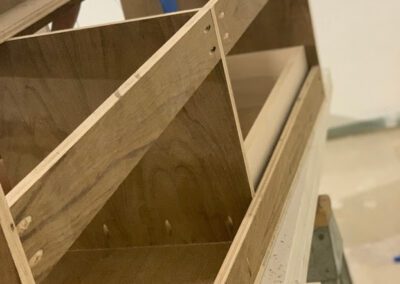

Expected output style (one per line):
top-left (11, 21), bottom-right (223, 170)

top-left (320, 127), bottom-right (400, 283)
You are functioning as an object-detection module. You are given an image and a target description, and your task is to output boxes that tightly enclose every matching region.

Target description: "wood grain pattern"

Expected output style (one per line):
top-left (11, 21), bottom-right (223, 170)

top-left (0, 187), bottom-right (34, 284)
top-left (231, 0), bottom-right (318, 65)
top-left (44, 242), bottom-right (230, 284)
top-left (257, 91), bottom-right (328, 283)
top-left (121, 0), bottom-right (207, 18)
top-left (214, 0), bottom-right (270, 54)
top-left (0, 0), bottom-right (25, 14)
top-left (0, 12), bottom-right (192, 187)
top-left (6, 10), bottom-right (221, 281)
top-left (228, 47), bottom-right (308, 187)
top-left (0, 221), bottom-right (21, 284)
top-left (215, 67), bottom-right (325, 283)
top-left (73, 63), bottom-right (252, 249)
top-left (0, 0), bottom-right (72, 44)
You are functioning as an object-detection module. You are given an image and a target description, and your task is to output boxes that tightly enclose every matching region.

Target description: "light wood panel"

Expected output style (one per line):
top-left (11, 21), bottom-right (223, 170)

top-left (214, 0), bottom-right (270, 54)
top-left (121, 0), bottom-right (207, 18)
top-left (231, 0), bottom-right (318, 64)
top-left (0, 0), bottom-right (25, 14)
top-left (257, 87), bottom-right (328, 283)
top-left (44, 242), bottom-right (230, 284)
top-left (6, 9), bottom-right (221, 281)
top-left (228, 47), bottom-right (308, 187)
top-left (0, 0), bottom-right (72, 44)
top-left (0, 12), bottom-right (192, 186)
top-left (73, 63), bottom-right (252, 249)
top-left (0, 187), bottom-right (34, 284)
top-left (215, 67), bottom-right (325, 283)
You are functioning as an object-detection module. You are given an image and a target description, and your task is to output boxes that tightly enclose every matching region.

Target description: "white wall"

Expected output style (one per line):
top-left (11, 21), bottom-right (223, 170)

top-left (309, 0), bottom-right (400, 126)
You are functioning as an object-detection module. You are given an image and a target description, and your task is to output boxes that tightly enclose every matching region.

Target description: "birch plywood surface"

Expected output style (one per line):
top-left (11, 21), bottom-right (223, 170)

top-left (0, 0), bottom-right (72, 43)
top-left (231, 0), bottom-right (318, 64)
top-left (5, 10), bottom-right (224, 280)
top-left (45, 243), bottom-right (230, 284)
top-left (216, 67), bottom-right (325, 283)
top-left (0, 12), bottom-right (192, 186)
top-left (0, 0), bottom-right (25, 14)
top-left (73, 63), bottom-right (252, 249)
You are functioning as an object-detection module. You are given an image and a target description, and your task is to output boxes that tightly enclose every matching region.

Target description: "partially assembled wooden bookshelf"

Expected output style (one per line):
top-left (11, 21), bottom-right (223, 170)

top-left (0, 0), bottom-right (328, 283)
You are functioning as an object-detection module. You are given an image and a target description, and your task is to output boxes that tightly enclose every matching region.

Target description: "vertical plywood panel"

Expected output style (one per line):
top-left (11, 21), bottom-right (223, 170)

top-left (230, 0), bottom-right (318, 64)
top-left (73, 63), bottom-right (252, 248)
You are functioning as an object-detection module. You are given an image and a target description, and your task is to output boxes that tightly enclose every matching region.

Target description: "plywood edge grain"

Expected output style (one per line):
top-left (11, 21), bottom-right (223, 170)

top-left (0, 187), bottom-right (34, 284)
top-left (215, 67), bottom-right (325, 283)
top-left (8, 8), bottom-right (198, 42)
top-left (0, 0), bottom-right (71, 44)
top-left (256, 81), bottom-right (329, 283)
top-left (6, 8), bottom-right (221, 281)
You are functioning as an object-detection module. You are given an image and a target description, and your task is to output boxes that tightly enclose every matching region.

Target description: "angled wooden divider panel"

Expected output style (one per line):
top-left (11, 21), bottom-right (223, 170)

top-left (216, 67), bottom-right (325, 283)
top-left (231, 0), bottom-right (318, 64)
top-left (0, 0), bottom-right (72, 43)
top-left (73, 62), bottom-right (251, 249)
top-left (5, 9), bottom-right (221, 281)
top-left (0, 12), bottom-right (192, 186)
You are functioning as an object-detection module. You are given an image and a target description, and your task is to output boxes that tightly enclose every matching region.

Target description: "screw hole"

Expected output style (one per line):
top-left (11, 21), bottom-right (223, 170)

top-left (209, 46), bottom-right (217, 55)
top-left (204, 24), bottom-right (211, 33)
top-left (318, 233), bottom-right (325, 240)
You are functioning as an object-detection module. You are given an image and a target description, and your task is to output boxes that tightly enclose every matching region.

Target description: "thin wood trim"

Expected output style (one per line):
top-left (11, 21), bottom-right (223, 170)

top-left (0, 0), bottom-right (71, 44)
top-left (215, 67), bottom-right (325, 283)
top-left (0, 186), bottom-right (34, 283)
top-left (210, 6), bottom-right (254, 196)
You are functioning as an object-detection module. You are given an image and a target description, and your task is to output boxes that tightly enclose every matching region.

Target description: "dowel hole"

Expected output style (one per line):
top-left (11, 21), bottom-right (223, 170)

top-left (204, 24), bottom-right (211, 33)
top-left (209, 46), bottom-right (217, 55)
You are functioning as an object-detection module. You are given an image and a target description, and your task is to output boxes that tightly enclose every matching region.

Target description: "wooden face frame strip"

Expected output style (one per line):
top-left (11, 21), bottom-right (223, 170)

top-left (215, 67), bottom-right (325, 283)
top-left (6, 8), bottom-right (220, 281)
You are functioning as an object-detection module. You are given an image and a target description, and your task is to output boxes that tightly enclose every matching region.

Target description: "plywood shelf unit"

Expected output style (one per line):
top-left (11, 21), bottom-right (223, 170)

top-left (0, 0), bottom-right (327, 283)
